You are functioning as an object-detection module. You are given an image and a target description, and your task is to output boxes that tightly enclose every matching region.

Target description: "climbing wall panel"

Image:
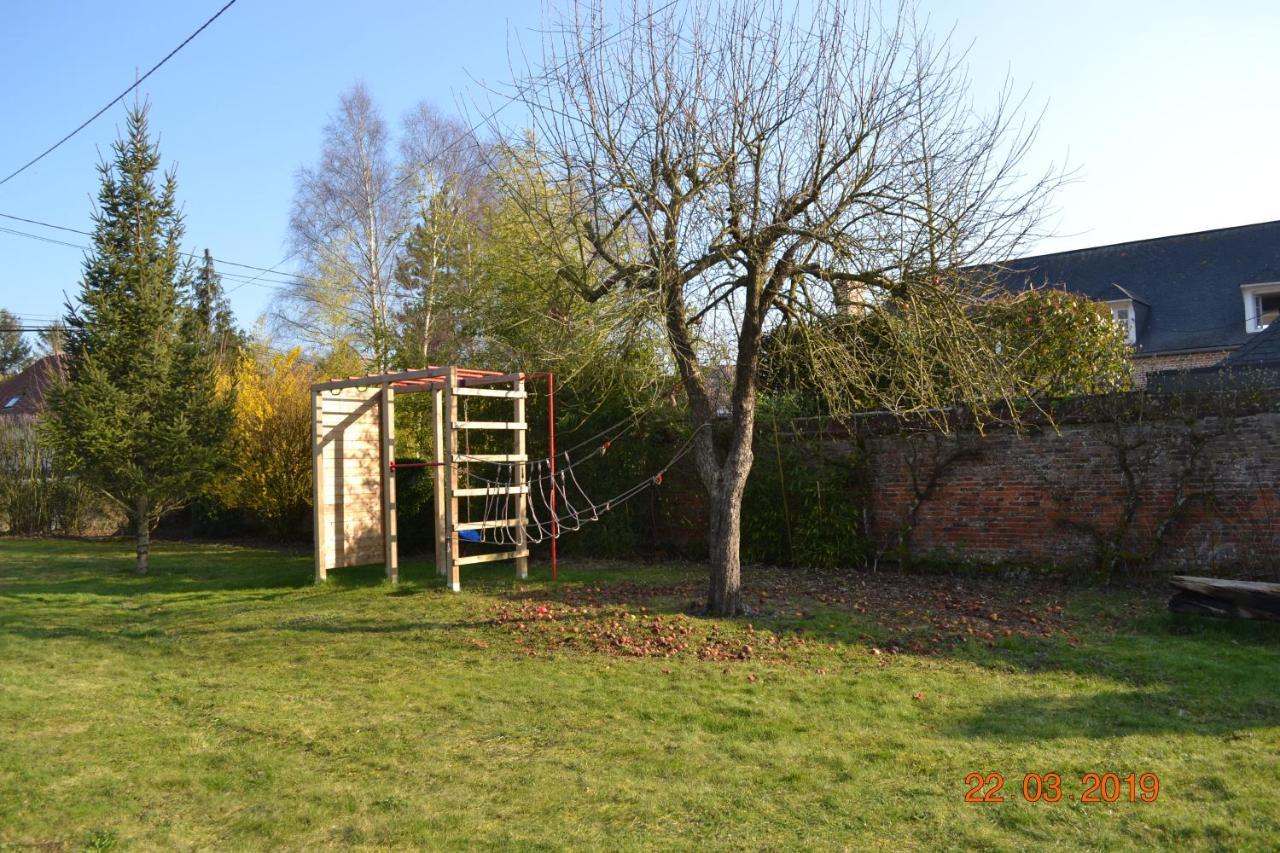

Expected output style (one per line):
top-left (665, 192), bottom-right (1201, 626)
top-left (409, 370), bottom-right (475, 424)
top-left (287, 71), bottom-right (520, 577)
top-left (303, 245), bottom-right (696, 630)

top-left (313, 386), bottom-right (385, 575)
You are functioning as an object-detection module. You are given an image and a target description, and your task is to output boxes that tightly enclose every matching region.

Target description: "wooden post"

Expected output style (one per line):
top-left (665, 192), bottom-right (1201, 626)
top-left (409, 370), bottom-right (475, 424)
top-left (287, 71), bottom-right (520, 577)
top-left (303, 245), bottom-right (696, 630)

top-left (433, 387), bottom-right (447, 577)
top-left (380, 383), bottom-right (398, 583)
top-left (444, 367), bottom-right (461, 592)
top-left (312, 389), bottom-right (328, 582)
top-left (513, 375), bottom-right (528, 579)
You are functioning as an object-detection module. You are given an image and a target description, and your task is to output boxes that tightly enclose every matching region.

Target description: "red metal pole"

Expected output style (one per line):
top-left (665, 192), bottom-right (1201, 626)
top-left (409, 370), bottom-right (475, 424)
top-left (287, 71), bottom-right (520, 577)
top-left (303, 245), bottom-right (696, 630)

top-left (547, 372), bottom-right (558, 580)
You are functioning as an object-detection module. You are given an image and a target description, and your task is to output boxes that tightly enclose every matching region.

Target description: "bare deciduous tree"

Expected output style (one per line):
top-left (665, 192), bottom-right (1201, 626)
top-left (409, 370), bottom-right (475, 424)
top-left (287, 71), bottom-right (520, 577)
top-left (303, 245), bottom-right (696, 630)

top-left (281, 84), bottom-right (405, 371)
top-left (394, 104), bottom-right (489, 365)
top-left (505, 0), bottom-right (1063, 615)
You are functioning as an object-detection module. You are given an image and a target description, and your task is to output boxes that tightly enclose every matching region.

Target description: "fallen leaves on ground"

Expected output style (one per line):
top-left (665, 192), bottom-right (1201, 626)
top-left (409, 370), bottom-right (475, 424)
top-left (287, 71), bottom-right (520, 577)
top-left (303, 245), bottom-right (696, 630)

top-left (488, 567), bottom-right (1092, 665)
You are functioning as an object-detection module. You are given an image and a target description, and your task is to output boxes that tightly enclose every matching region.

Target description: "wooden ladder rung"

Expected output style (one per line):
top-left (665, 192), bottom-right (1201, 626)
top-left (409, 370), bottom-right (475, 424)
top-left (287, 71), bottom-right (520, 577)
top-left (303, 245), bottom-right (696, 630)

top-left (456, 519), bottom-right (522, 531)
top-left (454, 421), bottom-right (527, 430)
top-left (453, 485), bottom-right (529, 497)
top-left (452, 387), bottom-right (527, 399)
top-left (457, 453), bottom-right (527, 463)
top-left (455, 549), bottom-right (529, 566)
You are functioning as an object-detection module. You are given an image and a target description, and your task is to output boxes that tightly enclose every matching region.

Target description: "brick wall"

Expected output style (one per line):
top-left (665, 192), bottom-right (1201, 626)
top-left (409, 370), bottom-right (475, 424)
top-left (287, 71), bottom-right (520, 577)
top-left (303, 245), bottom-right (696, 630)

top-left (1132, 350), bottom-right (1230, 388)
top-left (863, 391), bottom-right (1280, 574)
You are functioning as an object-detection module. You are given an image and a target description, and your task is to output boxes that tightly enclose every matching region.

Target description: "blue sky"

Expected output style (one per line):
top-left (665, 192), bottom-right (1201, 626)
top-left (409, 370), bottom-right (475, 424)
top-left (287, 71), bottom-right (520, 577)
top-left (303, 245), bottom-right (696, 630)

top-left (1, 0), bottom-right (1278, 333)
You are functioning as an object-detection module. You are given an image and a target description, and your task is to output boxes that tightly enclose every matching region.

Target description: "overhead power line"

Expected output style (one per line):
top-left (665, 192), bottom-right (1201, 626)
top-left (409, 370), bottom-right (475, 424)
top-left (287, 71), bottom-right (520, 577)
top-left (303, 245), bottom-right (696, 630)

top-left (2, 2), bottom-right (678, 311)
top-left (0, 218), bottom-right (302, 289)
top-left (0, 0), bottom-right (239, 188)
top-left (0, 211), bottom-right (295, 279)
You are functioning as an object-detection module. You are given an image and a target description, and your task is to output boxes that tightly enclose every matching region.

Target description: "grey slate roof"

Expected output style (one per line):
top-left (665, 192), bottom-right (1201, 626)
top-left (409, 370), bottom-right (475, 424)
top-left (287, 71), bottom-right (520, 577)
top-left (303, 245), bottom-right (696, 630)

top-left (990, 220), bottom-right (1280, 356)
top-left (1223, 317), bottom-right (1280, 368)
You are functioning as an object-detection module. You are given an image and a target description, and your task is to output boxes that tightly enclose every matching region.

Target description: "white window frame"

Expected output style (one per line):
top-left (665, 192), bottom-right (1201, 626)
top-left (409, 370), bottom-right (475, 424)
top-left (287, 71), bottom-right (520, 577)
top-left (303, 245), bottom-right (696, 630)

top-left (1105, 299), bottom-right (1136, 345)
top-left (1241, 282), bottom-right (1280, 333)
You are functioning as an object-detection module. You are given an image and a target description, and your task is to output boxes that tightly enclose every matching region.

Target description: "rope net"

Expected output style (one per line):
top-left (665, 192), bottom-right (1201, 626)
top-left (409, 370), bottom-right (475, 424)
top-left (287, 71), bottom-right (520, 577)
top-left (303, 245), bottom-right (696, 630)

top-left (458, 421), bottom-right (707, 546)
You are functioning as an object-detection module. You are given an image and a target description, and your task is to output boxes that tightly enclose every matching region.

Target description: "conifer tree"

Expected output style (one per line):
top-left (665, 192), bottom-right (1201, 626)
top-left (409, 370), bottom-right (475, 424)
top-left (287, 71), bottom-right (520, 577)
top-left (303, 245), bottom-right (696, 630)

top-left (193, 249), bottom-right (241, 361)
top-left (45, 105), bottom-right (232, 574)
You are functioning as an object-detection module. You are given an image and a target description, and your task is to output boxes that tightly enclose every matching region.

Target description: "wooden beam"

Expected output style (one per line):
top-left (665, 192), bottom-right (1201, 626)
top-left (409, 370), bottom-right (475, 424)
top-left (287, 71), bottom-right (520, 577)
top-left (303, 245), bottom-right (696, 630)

top-left (433, 387), bottom-right (446, 577)
top-left (380, 383), bottom-right (398, 583)
top-left (312, 390), bottom-right (328, 582)
top-left (454, 485), bottom-right (529, 497)
top-left (455, 549), bottom-right (530, 566)
top-left (452, 387), bottom-right (527, 399)
top-left (457, 453), bottom-right (528, 463)
top-left (454, 420), bottom-right (528, 431)
top-left (457, 371), bottom-right (524, 387)
top-left (445, 367), bottom-right (461, 592)
top-left (1169, 576), bottom-right (1280, 622)
top-left (456, 519), bottom-right (523, 531)
top-left (313, 366), bottom-right (507, 393)
top-left (513, 375), bottom-right (529, 580)
top-left (312, 366), bottom-right (450, 392)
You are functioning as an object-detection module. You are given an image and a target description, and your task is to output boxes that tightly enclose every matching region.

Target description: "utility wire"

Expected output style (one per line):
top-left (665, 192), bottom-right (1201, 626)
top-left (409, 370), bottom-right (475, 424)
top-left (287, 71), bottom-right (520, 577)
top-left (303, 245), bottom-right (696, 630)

top-left (2, 2), bottom-right (679, 312)
top-left (0, 0), bottom-right (239, 188)
top-left (0, 212), bottom-right (300, 282)
top-left (0, 222), bottom-right (301, 288)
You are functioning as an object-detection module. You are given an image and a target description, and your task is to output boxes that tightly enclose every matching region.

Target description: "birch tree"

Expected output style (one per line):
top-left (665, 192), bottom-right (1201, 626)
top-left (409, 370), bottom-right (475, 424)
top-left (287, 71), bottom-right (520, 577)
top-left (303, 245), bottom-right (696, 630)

top-left (280, 84), bottom-right (405, 371)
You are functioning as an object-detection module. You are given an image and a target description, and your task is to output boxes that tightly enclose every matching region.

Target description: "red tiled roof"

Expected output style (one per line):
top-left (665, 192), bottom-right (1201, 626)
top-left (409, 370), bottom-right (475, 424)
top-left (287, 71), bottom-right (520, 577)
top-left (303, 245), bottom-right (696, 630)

top-left (0, 355), bottom-right (66, 418)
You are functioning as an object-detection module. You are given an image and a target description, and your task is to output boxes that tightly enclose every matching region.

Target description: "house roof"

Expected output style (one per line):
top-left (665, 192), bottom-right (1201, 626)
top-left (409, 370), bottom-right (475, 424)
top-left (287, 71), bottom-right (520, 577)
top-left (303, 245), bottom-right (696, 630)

top-left (0, 354), bottom-right (65, 418)
top-left (990, 219), bottom-right (1280, 356)
top-left (1223, 318), bottom-right (1280, 368)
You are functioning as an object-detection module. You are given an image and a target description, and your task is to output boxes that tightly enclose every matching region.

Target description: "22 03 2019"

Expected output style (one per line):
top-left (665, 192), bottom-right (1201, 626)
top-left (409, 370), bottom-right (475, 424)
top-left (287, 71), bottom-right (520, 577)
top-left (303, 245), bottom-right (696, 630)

top-left (965, 772), bottom-right (1161, 803)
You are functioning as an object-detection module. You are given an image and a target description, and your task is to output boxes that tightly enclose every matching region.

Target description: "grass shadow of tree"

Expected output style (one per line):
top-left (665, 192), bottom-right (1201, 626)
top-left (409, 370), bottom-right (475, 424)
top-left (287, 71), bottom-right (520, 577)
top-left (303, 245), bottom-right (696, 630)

top-left (487, 561), bottom-right (1280, 738)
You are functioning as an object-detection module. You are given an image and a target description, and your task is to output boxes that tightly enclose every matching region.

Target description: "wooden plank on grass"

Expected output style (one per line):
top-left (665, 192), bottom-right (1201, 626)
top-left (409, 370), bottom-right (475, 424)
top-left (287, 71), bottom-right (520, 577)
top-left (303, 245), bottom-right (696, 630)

top-left (1169, 576), bottom-right (1280, 622)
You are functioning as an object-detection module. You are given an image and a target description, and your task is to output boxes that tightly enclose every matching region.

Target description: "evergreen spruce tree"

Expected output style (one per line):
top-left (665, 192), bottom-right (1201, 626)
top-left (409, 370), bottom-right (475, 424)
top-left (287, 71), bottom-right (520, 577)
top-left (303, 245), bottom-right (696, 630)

top-left (193, 249), bottom-right (241, 361)
top-left (45, 105), bottom-right (232, 574)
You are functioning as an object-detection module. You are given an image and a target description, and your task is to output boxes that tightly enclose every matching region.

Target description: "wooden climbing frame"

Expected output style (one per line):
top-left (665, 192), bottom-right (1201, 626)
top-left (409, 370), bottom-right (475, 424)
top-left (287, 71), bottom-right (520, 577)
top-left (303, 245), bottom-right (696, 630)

top-left (310, 365), bottom-right (535, 590)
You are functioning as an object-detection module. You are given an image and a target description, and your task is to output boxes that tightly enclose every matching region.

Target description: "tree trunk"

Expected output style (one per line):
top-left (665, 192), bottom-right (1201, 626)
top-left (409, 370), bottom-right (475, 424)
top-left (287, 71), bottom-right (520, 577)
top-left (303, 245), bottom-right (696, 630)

top-left (703, 409), bottom-right (755, 617)
top-left (706, 480), bottom-right (745, 616)
top-left (135, 494), bottom-right (150, 576)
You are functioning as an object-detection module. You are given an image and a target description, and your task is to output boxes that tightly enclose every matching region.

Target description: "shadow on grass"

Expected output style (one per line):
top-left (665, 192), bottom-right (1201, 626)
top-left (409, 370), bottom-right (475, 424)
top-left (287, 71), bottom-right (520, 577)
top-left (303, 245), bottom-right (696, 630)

top-left (7, 539), bottom-right (1279, 739)
top-left (3, 616), bottom-right (494, 643)
top-left (0, 541), bottom-right (462, 597)
top-left (944, 686), bottom-right (1280, 740)
top-left (0, 539), bottom-right (317, 596)
top-left (489, 563), bottom-right (1280, 738)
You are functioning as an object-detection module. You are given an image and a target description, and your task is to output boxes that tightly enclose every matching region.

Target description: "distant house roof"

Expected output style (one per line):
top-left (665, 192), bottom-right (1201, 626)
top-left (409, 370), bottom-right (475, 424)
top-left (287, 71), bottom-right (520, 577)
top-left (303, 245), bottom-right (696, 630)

top-left (1223, 318), bottom-right (1280, 369)
top-left (989, 220), bottom-right (1280, 356)
top-left (0, 355), bottom-right (65, 418)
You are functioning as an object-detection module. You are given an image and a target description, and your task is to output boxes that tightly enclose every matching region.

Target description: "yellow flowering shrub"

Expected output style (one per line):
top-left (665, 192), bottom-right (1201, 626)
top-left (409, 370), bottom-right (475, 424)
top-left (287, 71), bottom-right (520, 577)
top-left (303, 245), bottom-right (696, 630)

top-left (213, 347), bottom-right (315, 536)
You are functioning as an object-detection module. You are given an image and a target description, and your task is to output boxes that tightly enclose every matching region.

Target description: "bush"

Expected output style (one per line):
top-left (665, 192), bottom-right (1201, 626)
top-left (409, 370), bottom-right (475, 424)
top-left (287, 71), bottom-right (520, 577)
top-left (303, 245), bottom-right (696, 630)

top-left (209, 346), bottom-right (315, 540)
top-left (0, 419), bottom-right (115, 535)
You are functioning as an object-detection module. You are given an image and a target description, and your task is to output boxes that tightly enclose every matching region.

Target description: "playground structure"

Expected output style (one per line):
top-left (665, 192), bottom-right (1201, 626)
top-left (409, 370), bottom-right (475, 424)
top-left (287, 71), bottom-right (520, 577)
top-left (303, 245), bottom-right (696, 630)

top-left (311, 365), bottom-right (553, 591)
top-left (312, 365), bottom-right (705, 591)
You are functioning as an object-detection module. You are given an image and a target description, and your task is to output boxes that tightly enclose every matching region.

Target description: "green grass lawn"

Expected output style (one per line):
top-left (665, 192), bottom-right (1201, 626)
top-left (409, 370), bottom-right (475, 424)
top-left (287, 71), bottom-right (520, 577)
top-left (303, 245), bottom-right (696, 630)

top-left (1, 539), bottom-right (1278, 850)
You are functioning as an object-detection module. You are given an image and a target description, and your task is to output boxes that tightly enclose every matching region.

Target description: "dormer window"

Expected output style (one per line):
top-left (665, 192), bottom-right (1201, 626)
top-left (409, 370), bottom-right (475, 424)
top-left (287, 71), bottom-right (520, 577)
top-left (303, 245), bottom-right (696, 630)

top-left (3, 395), bottom-right (21, 409)
top-left (1105, 300), bottom-right (1136, 344)
top-left (1242, 283), bottom-right (1280, 333)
